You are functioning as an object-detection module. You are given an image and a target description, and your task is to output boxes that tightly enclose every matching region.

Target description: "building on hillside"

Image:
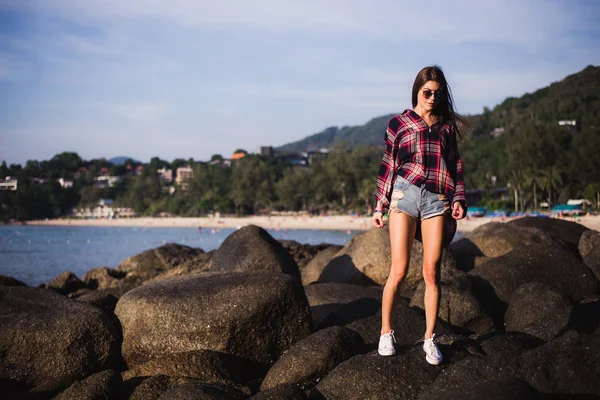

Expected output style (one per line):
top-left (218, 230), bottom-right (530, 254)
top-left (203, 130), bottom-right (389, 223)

top-left (30, 178), bottom-right (46, 185)
top-left (135, 165), bottom-right (144, 175)
top-left (100, 167), bottom-right (110, 176)
top-left (558, 119), bottom-right (580, 133)
top-left (176, 166), bottom-right (193, 186)
top-left (75, 167), bottom-right (88, 178)
top-left (231, 152), bottom-right (247, 162)
top-left (254, 146), bottom-right (274, 157)
top-left (94, 176), bottom-right (121, 187)
top-left (0, 176), bottom-right (17, 191)
top-left (157, 167), bottom-right (173, 182)
top-left (209, 158), bottom-right (231, 167)
top-left (489, 127), bottom-right (504, 138)
top-left (58, 178), bottom-right (74, 188)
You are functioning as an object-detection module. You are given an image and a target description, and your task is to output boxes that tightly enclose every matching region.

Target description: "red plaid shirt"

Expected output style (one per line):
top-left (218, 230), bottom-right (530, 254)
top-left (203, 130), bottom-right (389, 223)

top-left (374, 109), bottom-right (466, 244)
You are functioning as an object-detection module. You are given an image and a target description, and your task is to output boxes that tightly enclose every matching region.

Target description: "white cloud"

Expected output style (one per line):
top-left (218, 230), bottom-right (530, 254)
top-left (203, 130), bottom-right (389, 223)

top-left (25, 0), bottom-right (573, 45)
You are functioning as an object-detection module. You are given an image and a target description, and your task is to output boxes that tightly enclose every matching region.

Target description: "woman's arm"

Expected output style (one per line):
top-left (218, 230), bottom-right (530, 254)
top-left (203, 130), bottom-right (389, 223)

top-left (374, 118), bottom-right (400, 213)
top-left (448, 126), bottom-right (466, 208)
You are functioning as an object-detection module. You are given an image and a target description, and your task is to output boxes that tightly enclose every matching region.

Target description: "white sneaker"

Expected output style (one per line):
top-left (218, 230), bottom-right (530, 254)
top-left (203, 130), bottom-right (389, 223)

top-left (378, 330), bottom-right (396, 356)
top-left (423, 333), bottom-right (443, 365)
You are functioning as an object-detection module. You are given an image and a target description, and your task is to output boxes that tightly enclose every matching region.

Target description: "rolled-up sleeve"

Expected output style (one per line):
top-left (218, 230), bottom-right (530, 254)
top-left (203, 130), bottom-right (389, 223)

top-left (448, 126), bottom-right (466, 206)
top-left (374, 118), bottom-right (400, 211)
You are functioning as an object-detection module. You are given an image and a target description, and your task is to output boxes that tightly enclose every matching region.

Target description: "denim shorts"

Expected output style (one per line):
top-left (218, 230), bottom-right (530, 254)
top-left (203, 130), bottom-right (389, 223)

top-left (389, 175), bottom-right (450, 220)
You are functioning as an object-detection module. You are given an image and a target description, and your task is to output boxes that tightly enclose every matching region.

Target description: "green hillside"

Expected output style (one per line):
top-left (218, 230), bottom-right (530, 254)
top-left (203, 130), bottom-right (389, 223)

top-left (278, 65), bottom-right (600, 208)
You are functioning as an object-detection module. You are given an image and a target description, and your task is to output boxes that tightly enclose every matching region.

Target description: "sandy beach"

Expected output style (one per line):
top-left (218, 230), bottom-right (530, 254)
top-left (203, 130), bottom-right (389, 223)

top-left (26, 214), bottom-right (600, 233)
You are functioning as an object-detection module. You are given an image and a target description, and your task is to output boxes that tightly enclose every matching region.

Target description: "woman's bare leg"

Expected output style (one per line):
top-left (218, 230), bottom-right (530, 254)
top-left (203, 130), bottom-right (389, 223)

top-left (420, 215), bottom-right (444, 339)
top-left (380, 211), bottom-right (417, 334)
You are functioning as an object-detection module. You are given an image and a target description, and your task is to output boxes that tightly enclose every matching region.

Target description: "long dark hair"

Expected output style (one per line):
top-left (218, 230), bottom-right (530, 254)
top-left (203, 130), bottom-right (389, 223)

top-left (411, 65), bottom-right (470, 138)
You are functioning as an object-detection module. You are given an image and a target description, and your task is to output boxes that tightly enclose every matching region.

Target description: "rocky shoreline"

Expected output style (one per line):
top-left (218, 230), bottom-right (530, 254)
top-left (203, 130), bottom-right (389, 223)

top-left (1, 217), bottom-right (599, 399)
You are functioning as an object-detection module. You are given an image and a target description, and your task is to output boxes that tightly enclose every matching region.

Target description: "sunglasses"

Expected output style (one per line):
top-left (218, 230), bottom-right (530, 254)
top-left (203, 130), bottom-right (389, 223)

top-left (422, 89), bottom-right (444, 99)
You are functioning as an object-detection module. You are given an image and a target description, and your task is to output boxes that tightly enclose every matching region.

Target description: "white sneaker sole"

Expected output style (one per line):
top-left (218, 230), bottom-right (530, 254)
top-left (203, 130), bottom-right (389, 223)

top-left (425, 355), bottom-right (442, 365)
top-left (378, 348), bottom-right (396, 356)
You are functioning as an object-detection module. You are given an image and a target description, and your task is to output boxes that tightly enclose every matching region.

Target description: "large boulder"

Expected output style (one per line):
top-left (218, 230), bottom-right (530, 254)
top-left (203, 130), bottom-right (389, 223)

top-left (507, 216), bottom-right (589, 251)
top-left (121, 349), bottom-right (268, 386)
top-left (47, 271), bottom-right (86, 295)
top-left (517, 328), bottom-right (600, 395)
top-left (251, 383), bottom-right (306, 400)
top-left (260, 326), bottom-right (365, 391)
top-left (159, 382), bottom-right (248, 400)
top-left (82, 266), bottom-right (127, 290)
top-left (317, 227), bottom-right (391, 286)
top-left (309, 347), bottom-right (444, 399)
top-left (301, 246), bottom-right (344, 285)
top-left (419, 378), bottom-right (539, 400)
top-left (410, 274), bottom-right (495, 334)
top-left (210, 225), bottom-right (300, 280)
top-left (76, 287), bottom-right (131, 316)
top-left (505, 282), bottom-right (573, 341)
top-left (126, 375), bottom-right (199, 400)
top-left (53, 369), bottom-right (123, 400)
top-left (0, 275), bottom-right (26, 286)
top-left (115, 271), bottom-right (312, 367)
top-left (567, 296), bottom-right (600, 334)
top-left (115, 243), bottom-right (208, 286)
top-left (0, 286), bottom-right (122, 395)
top-left (469, 243), bottom-right (598, 325)
top-left (303, 283), bottom-right (382, 330)
top-left (579, 229), bottom-right (600, 281)
top-left (450, 221), bottom-right (567, 272)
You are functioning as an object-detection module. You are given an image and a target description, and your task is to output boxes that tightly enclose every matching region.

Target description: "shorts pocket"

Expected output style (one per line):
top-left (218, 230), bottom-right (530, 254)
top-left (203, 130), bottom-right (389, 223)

top-left (393, 175), bottom-right (410, 190)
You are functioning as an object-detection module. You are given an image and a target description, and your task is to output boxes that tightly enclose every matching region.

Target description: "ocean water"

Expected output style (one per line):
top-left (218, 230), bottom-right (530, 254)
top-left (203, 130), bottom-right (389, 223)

top-left (0, 225), bottom-right (363, 286)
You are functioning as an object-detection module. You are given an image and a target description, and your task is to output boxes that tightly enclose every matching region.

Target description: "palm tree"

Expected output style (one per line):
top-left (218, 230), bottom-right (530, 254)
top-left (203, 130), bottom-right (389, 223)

top-left (538, 166), bottom-right (563, 207)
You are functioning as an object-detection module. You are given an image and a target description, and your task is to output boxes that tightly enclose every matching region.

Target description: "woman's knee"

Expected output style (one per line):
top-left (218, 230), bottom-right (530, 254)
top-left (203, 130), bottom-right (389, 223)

top-left (422, 262), bottom-right (439, 286)
top-left (387, 263), bottom-right (408, 285)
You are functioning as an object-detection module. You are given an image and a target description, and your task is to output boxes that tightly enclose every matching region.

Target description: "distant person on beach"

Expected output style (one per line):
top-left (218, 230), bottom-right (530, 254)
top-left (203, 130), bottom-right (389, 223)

top-left (372, 65), bottom-right (468, 364)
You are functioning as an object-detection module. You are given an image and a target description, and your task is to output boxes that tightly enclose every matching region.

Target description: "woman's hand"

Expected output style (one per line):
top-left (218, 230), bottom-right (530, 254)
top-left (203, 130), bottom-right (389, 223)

top-left (451, 202), bottom-right (466, 220)
top-left (373, 211), bottom-right (385, 228)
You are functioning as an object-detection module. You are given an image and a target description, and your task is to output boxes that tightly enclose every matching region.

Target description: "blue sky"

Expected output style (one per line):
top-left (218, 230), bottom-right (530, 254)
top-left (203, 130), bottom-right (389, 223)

top-left (1, 0), bottom-right (599, 165)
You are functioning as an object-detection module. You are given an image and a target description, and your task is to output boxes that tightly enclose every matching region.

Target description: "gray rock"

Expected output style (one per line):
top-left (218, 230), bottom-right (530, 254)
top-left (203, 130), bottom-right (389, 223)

top-left (82, 267), bottom-right (126, 290)
top-left (508, 216), bottom-right (589, 251)
top-left (579, 230), bottom-right (600, 281)
top-left (476, 331), bottom-right (544, 358)
top-left (210, 225), bottom-right (300, 280)
top-left (517, 329), bottom-right (600, 395)
top-left (419, 378), bottom-right (539, 400)
top-left (116, 243), bottom-right (207, 286)
top-left (308, 348), bottom-right (442, 400)
top-left (0, 286), bottom-right (122, 395)
top-left (469, 243), bottom-right (599, 327)
top-left (47, 271), bottom-right (86, 295)
top-left (251, 383), bottom-right (306, 400)
top-left (450, 221), bottom-right (566, 272)
top-left (410, 274), bottom-right (495, 334)
top-left (421, 353), bottom-right (520, 396)
top-left (0, 275), bottom-right (26, 286)
top-left (301, 246), bottom-right (343, 285)
top-left (53, 369), bottom-right (122, 400)
top-left (126, 375), bottom-right (203, 400)
top-left (158, 382), bottom-right (248, 399)
top-left (115, 271), bottom-right (312, 367)
top-left (303, 283), bottom-right (382, 330)
top-left (260, 326), bottom-right (365, 391)
top-left (121, 349), bottom-right (268, 386)
top-left (318, 227), bottom-right (391, 286)
top-left (148, 251), bottom-right (214, 282)
top-left (505, 282), bottom-right (573, 341)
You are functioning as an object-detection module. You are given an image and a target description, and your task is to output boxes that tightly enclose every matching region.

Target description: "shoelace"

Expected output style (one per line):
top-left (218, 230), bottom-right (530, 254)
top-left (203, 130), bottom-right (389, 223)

top-left (383, 329), bottom-right (396, 343)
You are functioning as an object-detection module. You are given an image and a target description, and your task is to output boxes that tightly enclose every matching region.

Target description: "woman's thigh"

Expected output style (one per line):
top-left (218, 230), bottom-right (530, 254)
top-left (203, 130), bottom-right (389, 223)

top-left (388, 210), bottom-right (417, 274)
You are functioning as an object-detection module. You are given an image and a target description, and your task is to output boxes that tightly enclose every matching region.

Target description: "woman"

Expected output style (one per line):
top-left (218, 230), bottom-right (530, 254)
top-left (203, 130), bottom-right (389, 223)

top-left (372, 65), bottom-right (468, 365)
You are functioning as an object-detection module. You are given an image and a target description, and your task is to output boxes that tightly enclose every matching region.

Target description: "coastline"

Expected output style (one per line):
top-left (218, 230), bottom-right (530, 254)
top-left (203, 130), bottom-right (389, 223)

top-left (24, 214), bottom-right (600, 233)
